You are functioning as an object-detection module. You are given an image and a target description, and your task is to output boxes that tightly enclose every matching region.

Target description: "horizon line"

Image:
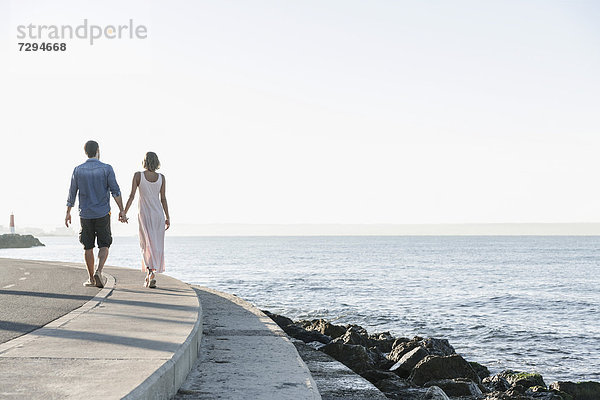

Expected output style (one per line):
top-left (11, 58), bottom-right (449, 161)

top-left (6, 222), bottom-right (600, 237)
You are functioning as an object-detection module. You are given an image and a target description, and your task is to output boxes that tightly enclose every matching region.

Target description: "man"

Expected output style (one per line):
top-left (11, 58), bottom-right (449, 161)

top-left (65, 140), bottom-right (126, 288)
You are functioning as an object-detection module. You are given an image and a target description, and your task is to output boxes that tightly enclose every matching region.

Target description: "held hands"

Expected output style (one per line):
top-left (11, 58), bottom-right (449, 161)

top-left (117, 211), bottom-right (168, 229)
top-left (119, 210), bottom-right (129, 223)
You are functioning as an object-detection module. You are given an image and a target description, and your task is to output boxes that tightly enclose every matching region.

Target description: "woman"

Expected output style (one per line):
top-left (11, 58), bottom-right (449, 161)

top-left (123, 152), bottom-right (170, 288)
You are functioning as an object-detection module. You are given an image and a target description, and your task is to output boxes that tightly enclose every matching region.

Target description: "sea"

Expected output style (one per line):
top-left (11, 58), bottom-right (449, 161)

top-left (1, 235), bottom-right (598, 383)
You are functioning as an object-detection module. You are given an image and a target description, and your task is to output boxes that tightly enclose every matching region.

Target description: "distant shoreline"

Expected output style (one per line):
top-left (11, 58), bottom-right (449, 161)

top-left (136, 222), bottom-right (600, 236)
top-left (0, 234), bottom-right (45, 249)
top-left (5, 222), bottom-right (600, 237)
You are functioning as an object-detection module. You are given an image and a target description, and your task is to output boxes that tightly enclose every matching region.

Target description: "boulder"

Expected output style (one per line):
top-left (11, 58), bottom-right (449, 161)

top-left (483, 375), bottom-right (512, 392)
top-left (470, 361), bottom-right (491, 380)
top-left (423, 386), bottom-right (450, 400)
top-left (373, 375), bottom-right (411, 394)
top-left (549, 381), bottom-right (600, 400)
top-left (409, 354), bottom-right (481, 386)
top-left (306, 341), bottom-right (326, 350)
top-left (368, 331), bottom-right (396, 353)
top-left (321, 341), bottom-right (376, 374)
top-left (391, 337), bottom-right (412, 348)
top-left (388, 337), bottom-right (421, 362)
top-left (421, 338), bottom-right (455, 357)
top-left (283, 324), bottom-right (331, 344)
top-left (387, 337), bottom-right (455, 364)
top-left (525, 386), bottom-right (565, 400)
top-left (483, 391), bottom-right (531, 400)
top-left (302, 319), bottom-right (347, 339)
top-left (346, 324), bottom-right (369, 337)
top-left (262, 310), bottom-right (293, 328)
top-left (509, 385), bottom-right (529, 395)
top-left (425, 378), bottom-right (483, 397)
top-left (376, 386), bottom-right (437, 400)
top-left (368, 346), bottom-right (395, 370)
top-left (389, 346), bottom-right (429, 378)
top-left (361, 369), bottom-right (400, 385)
top-left (530, 394), bottom-right (564, 400)
top-left (499, 370), bottom-right (546, 389)
top-left (338, 325), bottom-right (369, 347)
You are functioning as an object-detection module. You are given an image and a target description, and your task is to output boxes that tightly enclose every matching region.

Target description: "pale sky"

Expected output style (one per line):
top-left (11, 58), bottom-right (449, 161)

top-left (1, 0), bottom-right (599, 234)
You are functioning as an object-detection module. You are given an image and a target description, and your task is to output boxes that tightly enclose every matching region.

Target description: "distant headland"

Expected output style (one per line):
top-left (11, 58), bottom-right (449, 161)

top-left (0, 234), bottom-right (45, 249)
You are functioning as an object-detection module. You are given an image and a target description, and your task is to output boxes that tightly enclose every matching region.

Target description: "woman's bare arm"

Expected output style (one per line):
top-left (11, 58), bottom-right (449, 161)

top-left (123, 172), bottom-right (141, 215)
top-left (160, 174), bottom-right (170, 230)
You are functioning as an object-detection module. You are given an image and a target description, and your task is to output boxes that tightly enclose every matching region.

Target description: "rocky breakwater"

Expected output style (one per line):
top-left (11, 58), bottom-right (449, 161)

top-left (264, 311), bottom-right (600, 400)
top-left (0, 234), bottom-right (45, 249)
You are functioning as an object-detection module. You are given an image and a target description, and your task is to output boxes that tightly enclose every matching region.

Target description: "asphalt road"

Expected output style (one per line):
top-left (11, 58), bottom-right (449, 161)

top-left (0, 258), bottom-right (100, 344)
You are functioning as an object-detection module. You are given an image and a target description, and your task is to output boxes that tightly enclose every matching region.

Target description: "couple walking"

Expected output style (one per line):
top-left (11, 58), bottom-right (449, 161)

top-left (65, 140), bottom-right (170, 288)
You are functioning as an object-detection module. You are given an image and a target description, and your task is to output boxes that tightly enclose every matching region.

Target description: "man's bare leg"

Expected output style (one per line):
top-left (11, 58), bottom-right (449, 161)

top-left (84, 249), bottom-right (95, 283)
top-left (97, 247), bottom-right (109, 275)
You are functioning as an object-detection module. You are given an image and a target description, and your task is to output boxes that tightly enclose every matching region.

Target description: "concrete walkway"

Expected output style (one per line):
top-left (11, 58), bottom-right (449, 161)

top-left (0, 259), bottom-right (385, 399)
top-left (0, 261), bottom-right (201, 400)
top-left (175, 286), bottom-right (321, 400)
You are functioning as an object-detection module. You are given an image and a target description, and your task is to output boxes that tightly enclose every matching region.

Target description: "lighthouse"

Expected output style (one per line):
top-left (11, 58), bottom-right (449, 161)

top-left (9, 213), bottom-right (15, 234)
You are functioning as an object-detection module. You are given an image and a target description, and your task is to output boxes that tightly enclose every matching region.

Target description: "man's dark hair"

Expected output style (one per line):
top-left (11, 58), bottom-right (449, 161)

top-left (84, 140), bottom-right (99, 158)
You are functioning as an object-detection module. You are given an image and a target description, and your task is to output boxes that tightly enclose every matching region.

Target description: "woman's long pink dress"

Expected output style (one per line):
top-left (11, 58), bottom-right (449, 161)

top-left (138, 172), bottom-right (166, 273)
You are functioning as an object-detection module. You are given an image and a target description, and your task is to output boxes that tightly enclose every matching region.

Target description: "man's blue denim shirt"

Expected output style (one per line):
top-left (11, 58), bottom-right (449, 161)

top-left (67, 158), bottom-right (121, 219)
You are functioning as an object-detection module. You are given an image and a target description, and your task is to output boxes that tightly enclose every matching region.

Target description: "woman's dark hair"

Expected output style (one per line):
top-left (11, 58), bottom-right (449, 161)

top-left (143, 152), bottom-right (160, 171)
top-left (84, 140), bottom-right (99, 158)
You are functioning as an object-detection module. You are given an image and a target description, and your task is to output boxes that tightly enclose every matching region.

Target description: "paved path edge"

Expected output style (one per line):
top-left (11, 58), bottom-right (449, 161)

top-left (190, 285), bottom-right (322, 400)
top-left (122, 286), bottom-right (203, 400)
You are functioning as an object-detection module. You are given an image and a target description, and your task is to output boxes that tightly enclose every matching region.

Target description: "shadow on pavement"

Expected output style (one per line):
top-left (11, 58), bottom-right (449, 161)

top-left (0, 321), bottom-right (185, 352)
top-left (0, 289), bottom-right (198, 312)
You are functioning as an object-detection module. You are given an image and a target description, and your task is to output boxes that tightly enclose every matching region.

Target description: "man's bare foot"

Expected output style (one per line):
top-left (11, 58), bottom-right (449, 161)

top-left (83, 277), bottom-right (96, 287)
top-left (93, 272), bottom-right (105, 288)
